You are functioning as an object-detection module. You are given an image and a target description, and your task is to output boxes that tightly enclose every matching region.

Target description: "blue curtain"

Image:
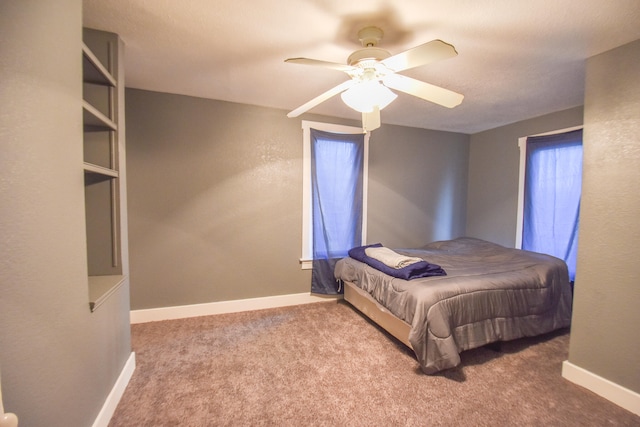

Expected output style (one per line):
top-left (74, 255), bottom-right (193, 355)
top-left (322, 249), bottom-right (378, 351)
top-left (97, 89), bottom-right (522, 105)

top-left (523, 129), bottom-right (583, 281)
top-left (310, 128), bottom-right (364, 294)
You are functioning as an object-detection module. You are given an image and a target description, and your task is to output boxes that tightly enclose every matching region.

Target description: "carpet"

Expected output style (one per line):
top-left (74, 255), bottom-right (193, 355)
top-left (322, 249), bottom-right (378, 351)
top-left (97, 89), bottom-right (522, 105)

top-left (109, 300), bottom-right (639, 426)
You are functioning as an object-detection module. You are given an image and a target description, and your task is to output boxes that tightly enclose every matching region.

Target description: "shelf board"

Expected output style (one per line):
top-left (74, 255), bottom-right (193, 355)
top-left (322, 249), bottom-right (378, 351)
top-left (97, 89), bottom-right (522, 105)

top-left (88, 275), bottom-right (126, 312)
top-left (83, 101), bottom-right (117, 131)
top-left (82, 43), bottom-right (116, 86)
top-left (84, 162), bottom-right (118, 178)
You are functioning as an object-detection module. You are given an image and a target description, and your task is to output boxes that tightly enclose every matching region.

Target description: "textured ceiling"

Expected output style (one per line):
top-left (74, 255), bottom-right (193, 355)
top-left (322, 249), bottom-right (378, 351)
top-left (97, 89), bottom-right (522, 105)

top-left (83, 0), bottom-right (640, 134)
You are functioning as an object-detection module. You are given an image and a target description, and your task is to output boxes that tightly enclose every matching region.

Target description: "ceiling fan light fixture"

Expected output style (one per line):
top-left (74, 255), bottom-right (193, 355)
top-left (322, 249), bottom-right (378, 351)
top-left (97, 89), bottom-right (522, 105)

top-left (340, 80), bottom-right (397, 113)
top-left (285, 29), bottom-right (463, 120)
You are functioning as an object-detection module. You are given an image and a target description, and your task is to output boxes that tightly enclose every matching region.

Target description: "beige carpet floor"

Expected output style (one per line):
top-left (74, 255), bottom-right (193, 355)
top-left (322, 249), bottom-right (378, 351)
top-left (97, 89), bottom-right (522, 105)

top-left (109, 300), bottom-right (639, 426)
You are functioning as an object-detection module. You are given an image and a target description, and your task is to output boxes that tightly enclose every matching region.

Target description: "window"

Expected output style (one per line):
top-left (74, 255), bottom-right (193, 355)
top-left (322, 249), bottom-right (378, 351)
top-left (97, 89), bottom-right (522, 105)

top-left (300, 121), bottom-right (369, 270)
top-left (516, 127), bottom-right (583, 281)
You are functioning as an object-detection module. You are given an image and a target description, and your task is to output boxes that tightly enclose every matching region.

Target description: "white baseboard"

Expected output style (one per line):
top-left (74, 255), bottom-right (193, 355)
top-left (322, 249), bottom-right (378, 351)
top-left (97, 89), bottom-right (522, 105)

top-left (130, 293), bottom-right (339, 324)
top-left (92, 352), bottom-right (136, 427)
top-left (562, 360), bottom-right (640, 416)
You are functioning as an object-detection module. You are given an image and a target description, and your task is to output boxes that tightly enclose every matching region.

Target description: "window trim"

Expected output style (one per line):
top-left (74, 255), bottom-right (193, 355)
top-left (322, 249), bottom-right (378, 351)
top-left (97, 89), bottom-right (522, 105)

top-left (515, 125), bottom-right (583, 249)
top-left (300, 120), bottom-right (369, 269)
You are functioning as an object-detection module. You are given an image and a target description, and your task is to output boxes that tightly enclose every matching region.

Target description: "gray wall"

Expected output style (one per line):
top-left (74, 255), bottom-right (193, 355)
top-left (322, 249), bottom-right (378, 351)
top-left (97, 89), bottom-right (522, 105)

top-left (125, 89), bottom-right (470, 310)
top-left (466, 107), bottom-right (584, 247)
top-left (568, 39), bottom-right (640, 394)
top-left (0, 1), bottom-right (131, 426)
top-left (368, 125), bottom-right (469, 247)
top-left (125, 90), bottom-right (309, 308)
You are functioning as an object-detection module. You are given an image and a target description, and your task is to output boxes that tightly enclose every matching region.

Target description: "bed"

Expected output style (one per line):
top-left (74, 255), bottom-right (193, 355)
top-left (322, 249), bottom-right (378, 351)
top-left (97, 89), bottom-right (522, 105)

top-left (334, 237), bottom-right (573, 374)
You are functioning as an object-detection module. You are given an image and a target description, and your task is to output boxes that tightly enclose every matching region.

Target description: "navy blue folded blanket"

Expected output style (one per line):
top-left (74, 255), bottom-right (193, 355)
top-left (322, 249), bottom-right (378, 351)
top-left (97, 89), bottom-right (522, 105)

top-left (348, 243), bottom-right (446, 280)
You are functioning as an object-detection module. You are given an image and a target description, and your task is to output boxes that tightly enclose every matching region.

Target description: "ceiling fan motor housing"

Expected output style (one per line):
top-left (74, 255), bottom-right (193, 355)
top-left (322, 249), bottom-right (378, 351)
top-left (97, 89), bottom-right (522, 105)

top-left (348, 26), bottom-right (391, 68)
top-left (347, 47), bottom-right (392, 66)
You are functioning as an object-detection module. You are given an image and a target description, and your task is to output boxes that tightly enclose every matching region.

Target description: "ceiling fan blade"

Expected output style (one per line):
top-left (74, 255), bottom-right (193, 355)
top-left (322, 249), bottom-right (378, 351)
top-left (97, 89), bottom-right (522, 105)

top-left (287, 80), bottom-right (357, 118)
top-left (382, 74), bottom-right (463, 108)
top-left (285, 57), bottom-right (355, 72)
top-left (362, 107), bottom-right (380, 132)
top-left (381, 40), bottom-right (458, 73)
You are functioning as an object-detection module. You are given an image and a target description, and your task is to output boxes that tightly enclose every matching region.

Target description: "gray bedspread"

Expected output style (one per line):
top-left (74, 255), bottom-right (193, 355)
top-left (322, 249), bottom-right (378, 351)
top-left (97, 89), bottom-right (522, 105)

top-left (334, 237), bottom-right (573, 374)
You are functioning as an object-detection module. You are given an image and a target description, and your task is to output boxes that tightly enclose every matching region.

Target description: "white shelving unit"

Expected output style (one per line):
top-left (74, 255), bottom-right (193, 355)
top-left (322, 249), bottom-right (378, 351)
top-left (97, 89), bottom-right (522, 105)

top-left (82, 29), bottom-right (127, 311)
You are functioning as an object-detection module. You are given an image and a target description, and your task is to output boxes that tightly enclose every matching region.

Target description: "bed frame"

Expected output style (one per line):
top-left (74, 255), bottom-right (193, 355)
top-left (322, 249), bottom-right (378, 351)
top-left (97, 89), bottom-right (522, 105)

top-left (343, 280), bottom-right (413, 349)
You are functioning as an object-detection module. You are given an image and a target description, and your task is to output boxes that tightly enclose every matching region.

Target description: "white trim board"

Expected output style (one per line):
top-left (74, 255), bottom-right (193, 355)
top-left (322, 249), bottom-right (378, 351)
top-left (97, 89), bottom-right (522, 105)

top-left (130, 293), bottom-right (339, 324)
top-left (562, 360), bottom-right (640, 416)
top-left (92, 352), bottom-right (136, 427)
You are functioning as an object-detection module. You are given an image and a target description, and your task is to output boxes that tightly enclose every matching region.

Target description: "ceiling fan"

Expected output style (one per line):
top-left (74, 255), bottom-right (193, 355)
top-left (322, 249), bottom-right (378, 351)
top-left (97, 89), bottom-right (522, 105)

top-left (285, 26), bottom-right (464, 132)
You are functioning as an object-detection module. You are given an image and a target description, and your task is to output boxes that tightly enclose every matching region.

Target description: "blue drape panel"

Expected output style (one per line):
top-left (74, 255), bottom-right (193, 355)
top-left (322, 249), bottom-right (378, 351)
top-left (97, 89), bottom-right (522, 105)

top-left (523, 129), bottom-right (583, 281)
top-left (310, 129), bottom-right (364, 294)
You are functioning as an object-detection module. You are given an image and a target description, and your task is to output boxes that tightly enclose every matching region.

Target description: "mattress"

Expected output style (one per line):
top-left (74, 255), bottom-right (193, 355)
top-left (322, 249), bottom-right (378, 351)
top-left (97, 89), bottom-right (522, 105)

top-left (334, 237), bottom-right (573, 374)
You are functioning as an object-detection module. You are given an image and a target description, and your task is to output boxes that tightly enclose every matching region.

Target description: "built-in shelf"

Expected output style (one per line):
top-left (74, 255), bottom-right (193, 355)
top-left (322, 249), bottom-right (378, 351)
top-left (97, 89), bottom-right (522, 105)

top-left (84, 162), bottom-right (119, 178)
top-left (83, 101), bottom-right (117, 131)
top-left (88, 275), bottom-right (126, 312)
top-left (83, 28), bottom-right (126, 313)
top-left (82, 43), bottom-right (116, 87)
